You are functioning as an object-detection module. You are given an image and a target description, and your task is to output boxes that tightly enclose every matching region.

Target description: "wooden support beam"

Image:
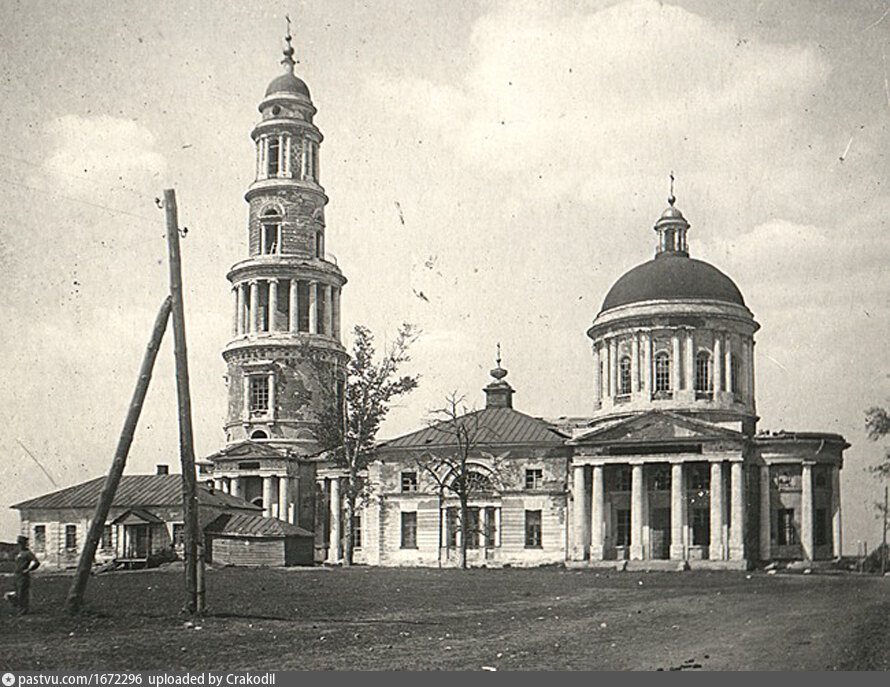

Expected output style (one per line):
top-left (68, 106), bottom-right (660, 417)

top-left (64, 296), bottom-right (173, 615)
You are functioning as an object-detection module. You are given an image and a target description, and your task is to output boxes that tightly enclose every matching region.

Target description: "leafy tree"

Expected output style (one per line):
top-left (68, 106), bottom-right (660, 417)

top-left (316, 323), bottom-right (419, 566)
top-left (866, 406), bottom-right (890, 478)
top-left (414, 392), bottom-right (506, 569)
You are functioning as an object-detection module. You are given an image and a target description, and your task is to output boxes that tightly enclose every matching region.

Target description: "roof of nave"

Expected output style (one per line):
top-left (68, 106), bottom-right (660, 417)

top-left (12, 475), bottom-right (261, 512)
top-left (377, 406), bottom-right (569, 452)
top-left (205, 512), bottom-right (314, 539)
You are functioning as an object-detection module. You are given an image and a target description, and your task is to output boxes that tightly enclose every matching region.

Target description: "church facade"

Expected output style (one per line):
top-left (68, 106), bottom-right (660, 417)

top-left (201, 36), bottom-right (848, 569)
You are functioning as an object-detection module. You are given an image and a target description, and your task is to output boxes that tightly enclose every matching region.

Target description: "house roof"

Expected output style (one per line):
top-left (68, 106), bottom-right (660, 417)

top-left (205, 513), bottom-right (314, 538)
top-left (11, 475), bottom-right (261, 512)
top-left (378, 406), bottom-right (568, 451)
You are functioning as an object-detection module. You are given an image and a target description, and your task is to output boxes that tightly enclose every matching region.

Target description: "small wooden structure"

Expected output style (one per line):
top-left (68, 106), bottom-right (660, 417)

top-left (205, 513), bottom-right (314, 567)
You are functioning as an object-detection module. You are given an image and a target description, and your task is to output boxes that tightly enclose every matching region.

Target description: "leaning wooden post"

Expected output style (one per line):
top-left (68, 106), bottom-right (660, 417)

top-left (164, 188), bottom-right (203, 615)
top-left (64, 296), bottom-right (173, 615)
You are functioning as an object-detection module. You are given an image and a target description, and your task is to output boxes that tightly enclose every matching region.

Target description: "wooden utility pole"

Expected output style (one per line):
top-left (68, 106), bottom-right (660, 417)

top-left (164, 188), bottom-right (204, 615)
top-left (882, 486), bottom-right (888, 576)
top-left (64, 297), bottom-right (173, 615)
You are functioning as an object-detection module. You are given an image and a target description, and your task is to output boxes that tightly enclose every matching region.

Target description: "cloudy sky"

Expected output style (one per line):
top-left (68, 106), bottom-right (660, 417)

top-left (0, 0), bottom-right (888, 550)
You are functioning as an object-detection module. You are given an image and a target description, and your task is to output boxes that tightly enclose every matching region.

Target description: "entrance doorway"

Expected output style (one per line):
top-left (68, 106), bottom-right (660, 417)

top-left (649, 508), bottom-right (671, 559)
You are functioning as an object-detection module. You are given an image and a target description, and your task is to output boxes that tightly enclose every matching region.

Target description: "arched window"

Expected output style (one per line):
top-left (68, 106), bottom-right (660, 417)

top-left (261, 208), bottom-right (282, 255)
top-left (695, 351), bottom-right (711, 392)
top-left (250, 430), bottom-right (268, 440)
top-left (618, 356), bottom-right (631, 395)
top-left (450, 470), bottom-right (495, 494)
top-left (654, 352), bottom-right (671, 392)
top-left (730, 354), bottom-right (741, 395)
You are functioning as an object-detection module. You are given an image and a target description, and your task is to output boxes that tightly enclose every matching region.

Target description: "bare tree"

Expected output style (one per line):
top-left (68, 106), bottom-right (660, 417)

top-left (316, 323), bottom-right (419, 565)
top-left (866, 407), bottom-right (890, 573)
top-left (414, 392), bottom-right (506, 569)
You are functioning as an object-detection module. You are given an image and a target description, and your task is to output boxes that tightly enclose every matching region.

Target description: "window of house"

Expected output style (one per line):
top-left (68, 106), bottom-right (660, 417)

top-left (267, 138), bottom-right (280, 176)
top-left (695, 351), bottom-right (711, 392)
top-left (814, 508), bottom-right (828, 547)
top-left (525, 468), bottom-right (543, 490)
top-left (615, 509), bottom-right (631, 546)
top-left (249, 376), bottom-right (269, 414)
top-left (33, 525), bottom-right (45, 552)
top-left (262, 222), bottom-right (279, 254)
top-left (445, 507), bottom-right (457, 548)
top-left (618, 356), bottom-right (631, 395)
top-left (353, 515), bottom-right (362, 550)
top-left (484, 507), bottom-right (497, 548)
top-left (65, 525), bottom-right (77, 550)
top-left (401, 471), bottom-right (418, 492)
top-left (465, 507), bottom-right (481, 549)
top-left (691, 509), bottom-right (710, 545)
top-left (615, 466), bottom-right (632, 492)
top-left (465, 471), bottom-right (494, 493)
top-left (315, 231), bottom-right (324, 259)
top-left (400, 511), bottom-right (417, 549)
top-left (524, 510), bottom-right (542, 548)
top-left (654, 352), bottom-right (671, 392)
top-left (777, 508), bottom-right (796, 545)
top-left (172, 523), bottom-right (185, 548)
top-left (101, 525), bottom-right (113, 550)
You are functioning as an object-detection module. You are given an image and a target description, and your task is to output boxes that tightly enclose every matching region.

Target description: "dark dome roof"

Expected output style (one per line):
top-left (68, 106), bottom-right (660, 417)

top-left (265, 72), bottom-right (310, 98)
top-left (601, 252), bottom-right (745, 312)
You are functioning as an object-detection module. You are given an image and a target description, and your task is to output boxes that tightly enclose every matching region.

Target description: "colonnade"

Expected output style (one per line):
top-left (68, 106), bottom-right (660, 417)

top-left (571, 460), bottom-right (746, 563)
top-left (595, 329), bottom-right (753, 404)
top-left (232, 278), bottom-right (341, 340)
top-left (214, 474), bottom-right (300, 524)
top-left (255, 133), bottom-right (318, 182)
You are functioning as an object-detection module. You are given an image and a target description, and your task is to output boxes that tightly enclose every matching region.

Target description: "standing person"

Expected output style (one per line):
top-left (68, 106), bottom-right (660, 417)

top-left (13, 535), bottom-right (40, 615)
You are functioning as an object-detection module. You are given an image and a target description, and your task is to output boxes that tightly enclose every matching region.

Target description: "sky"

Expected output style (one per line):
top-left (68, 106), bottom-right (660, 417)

top-left (0, 0), bottom-right (888, 551)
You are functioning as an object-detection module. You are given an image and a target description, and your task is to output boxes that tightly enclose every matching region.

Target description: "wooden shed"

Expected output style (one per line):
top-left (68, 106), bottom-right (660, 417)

top-left (205, 513), bottom-right (315, 567)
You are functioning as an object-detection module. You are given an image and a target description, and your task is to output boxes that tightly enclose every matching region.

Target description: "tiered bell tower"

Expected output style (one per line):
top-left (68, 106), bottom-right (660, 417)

top-left (208, 30), bottom-right (347, 523)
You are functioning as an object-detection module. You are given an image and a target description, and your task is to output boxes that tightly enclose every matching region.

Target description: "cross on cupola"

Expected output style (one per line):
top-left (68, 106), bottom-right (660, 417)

top-left (654, 171), bottom-right (691, 256)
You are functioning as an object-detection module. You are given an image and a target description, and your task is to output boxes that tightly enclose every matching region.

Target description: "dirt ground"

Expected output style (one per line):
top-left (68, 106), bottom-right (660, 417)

top-left (0, 566), bottom-right (887, 671)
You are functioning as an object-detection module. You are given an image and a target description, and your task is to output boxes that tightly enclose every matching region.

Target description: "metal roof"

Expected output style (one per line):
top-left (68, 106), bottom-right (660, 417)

top-left (205, 513), bottom-right (314, 538)
top-left (12, 475), bottom-right (261, 512)
top-left (378, 407), bottom-right (568, 450)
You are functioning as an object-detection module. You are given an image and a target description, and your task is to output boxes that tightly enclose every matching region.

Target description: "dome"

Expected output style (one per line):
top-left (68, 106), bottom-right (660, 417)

top-left (600, 252), bottom-right (746, 312)
top-left (265, 72), bottom-right (311, 98)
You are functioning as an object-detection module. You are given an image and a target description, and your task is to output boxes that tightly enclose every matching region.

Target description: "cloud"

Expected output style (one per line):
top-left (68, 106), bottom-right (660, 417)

top-left (43, 114), bottom-right (167, 200)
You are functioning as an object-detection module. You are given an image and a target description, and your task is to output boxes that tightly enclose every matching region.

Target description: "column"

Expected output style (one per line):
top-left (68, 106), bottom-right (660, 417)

top-left (268, 278), bottom-right (279, 332)
top-left (724, 334), bottom-right (733, 393)
top-left (278, 475), bottom-right (289, 522)
top-left (801, 462), bottom-right (814, 561)
top-left (630, 333), bottom-right (640, 395)
top-left (231, 287), bottom-right (239, 337)
top-left (308, 281), bottom-right (318, 334)
top-left (255, 140), bottom-right (262, 179)
top-left (323, 283), bottom-right (333, 336)
top-left (237, 283), bottom-right (247, 336)
top-left (831, 466), bottom-right (842, 558)
top-left (328, 478), bottom-right (341, 563)
top-left (494, 508), bottom-right (502, 547)
top-left (249, 280), bottom-right (259, 334)
top-left (332, 286), bottom-right (341, 341)
top-left (609, 338), bottom-right (618, 399)
top-left (571, 464), bottom-right (588, 561)
top-left (713, 332), bottom-right (723, 392)
top-left (670, 462), bottom-right (685, 560)
top-left (630, 463), bottom-right (644, 560)
top-left (642, 331), bottom-right (652, 396)
top-left (276, 135), bottom-right (284, 177)
top-left (599, 344), bottom-right (608, 401)
top-left (283, 136), bottom-right (291, 177)
top-left (262, 476), bottom-right (274, 518)
top-left (267, 371), bottom-right (276, 419)
top-left (231, 477), bottom-right (241, 498)
top-left (729, 461), bottom-right (745, 560)
top-left (709, 462), bottom-right (724, 560)
top-left (759, 465), bottom-right (771, 560)
top-left (684, 330), bottom-right (694, 393)
top-left (670, 332), bottom-right (681, 394)
top-left (289, 279), bottom-right (299, 332)
top-left (590, 464), bottom-right (605, 560)
top-left (213, 478), bottom-right (222, 492)
top-left (746, 340), bottom-right (756, 406)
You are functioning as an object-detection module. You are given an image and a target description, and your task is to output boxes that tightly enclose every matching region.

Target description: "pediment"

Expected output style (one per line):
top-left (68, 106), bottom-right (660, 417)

top-left (204, 440), bottom-right (289, 462)
top-left (571, 411), bottom-right (744, 446)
